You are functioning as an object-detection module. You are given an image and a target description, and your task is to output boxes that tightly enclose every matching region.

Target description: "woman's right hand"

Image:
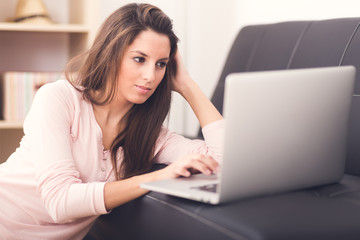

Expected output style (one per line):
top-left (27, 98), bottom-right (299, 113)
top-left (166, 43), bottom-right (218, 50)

top-left (104, 154), bottom-right (219, 210)
top-left (156, 154), bottom-right (220, 180)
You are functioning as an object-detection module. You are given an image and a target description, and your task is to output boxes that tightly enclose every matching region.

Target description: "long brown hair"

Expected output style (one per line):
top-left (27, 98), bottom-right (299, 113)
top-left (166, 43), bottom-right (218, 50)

top-left (65, 3), bottom-right (178, 180)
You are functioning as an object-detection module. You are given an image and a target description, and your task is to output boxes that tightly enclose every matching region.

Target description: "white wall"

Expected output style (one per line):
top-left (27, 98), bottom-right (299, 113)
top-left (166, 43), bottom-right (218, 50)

top-left (183, 0), bottom-right (241, 136)
top-left (238, 0), bottom-right (360, 27)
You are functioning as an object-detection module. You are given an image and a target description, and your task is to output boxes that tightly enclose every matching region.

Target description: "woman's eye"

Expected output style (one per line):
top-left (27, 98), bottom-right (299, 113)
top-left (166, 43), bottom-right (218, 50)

top-left (156, 62), bottom-right (167, 69)
top-left (134, 57), bottom-right (145, 63)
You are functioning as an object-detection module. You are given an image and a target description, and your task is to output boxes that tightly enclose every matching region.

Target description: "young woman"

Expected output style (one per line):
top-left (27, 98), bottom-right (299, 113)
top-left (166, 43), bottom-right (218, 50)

top-left (0, 3), bottom-right (224, 239)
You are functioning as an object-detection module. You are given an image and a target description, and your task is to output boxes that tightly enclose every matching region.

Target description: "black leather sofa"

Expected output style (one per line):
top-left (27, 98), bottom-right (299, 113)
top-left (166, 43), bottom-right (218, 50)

top-left (85, 18), bottom-right (360, 240)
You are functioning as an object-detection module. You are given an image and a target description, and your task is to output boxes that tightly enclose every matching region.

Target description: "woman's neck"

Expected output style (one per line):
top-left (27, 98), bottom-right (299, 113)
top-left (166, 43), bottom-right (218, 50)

top-left (92, 100), bottom-right (133, 150)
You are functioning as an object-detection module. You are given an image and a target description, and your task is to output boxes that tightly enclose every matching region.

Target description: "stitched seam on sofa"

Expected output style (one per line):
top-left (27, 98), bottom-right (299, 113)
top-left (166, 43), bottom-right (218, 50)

top-left (245, 27), bottom-right (265, 72)
top-left (145, 195), bottom-right (250, 240)
top-left (339, 22), bottom-right (360, 66)
top-left (330, 188), bottom-right (360, 198)
top-left (286, 21), bottom-right (313, 69)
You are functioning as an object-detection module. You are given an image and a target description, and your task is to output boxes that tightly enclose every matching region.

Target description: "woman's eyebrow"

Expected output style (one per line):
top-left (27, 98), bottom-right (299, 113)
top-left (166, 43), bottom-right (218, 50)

top-left (159, 57), bottom-right (170, 61)
top-left (130, 50), bottom-right (148, 57)
top-left (130, 50), bottom-right (169, 61)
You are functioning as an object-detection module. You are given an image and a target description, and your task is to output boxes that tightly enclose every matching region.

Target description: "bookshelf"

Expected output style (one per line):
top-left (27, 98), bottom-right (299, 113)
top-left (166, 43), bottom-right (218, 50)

top-left (0, 121), bottom-right (23, 129)
top-left (0, 22), bottom-right (89, 33)
top-left (0, 0), bottom-right (100, 163)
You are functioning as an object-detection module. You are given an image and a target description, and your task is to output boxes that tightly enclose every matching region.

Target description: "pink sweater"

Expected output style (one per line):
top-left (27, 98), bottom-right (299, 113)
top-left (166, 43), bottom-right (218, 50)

top-left (0, 80), bottom-right (224, 240)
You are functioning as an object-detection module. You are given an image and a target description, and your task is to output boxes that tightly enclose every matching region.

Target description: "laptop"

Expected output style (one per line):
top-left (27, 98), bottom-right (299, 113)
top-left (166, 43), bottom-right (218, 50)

top-left (141, 66), bottom-right (356, 204)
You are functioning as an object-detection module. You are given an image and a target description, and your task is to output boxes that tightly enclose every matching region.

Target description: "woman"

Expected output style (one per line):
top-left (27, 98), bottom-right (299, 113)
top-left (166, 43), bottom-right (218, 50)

top-left (0, 3), bottom-right (224, 239)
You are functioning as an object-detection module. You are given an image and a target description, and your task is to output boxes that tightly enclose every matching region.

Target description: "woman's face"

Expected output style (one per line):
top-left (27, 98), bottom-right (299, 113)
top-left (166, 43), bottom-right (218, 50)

top-left (116, 30), bottom-right (171, 107)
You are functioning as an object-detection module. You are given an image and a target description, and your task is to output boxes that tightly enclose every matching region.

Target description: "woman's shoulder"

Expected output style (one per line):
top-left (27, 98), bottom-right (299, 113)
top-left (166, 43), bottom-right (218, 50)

top-left (24, 79), bottom-right (90, 132)
top-left (38, 79), bottom-right (79, 96)
top-left (35, 79), bottom-right (84, 104)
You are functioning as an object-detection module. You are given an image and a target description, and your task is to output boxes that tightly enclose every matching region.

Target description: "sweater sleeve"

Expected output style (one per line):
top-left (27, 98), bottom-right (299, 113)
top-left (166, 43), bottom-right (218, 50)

top-left (155, 119), bottom-right (225, 164)
top-left (23, 81), bottom-right (108, 223)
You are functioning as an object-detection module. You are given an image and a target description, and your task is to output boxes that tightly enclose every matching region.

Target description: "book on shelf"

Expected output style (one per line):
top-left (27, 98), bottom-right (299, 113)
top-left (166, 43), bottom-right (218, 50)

top-left (0, 72), bottom-right (64, 122)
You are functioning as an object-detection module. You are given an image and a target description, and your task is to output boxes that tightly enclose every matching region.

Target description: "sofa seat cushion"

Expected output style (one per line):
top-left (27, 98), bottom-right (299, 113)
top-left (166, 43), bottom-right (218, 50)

top-left (86, 174), bottom-right (360, 240)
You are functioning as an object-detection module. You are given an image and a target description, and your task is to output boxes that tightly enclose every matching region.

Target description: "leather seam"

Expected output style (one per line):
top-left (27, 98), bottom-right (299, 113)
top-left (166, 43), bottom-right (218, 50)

top-left (339, 22), bottom-right (360, 66)
top-left (245, 27), bottom-right (265, 72)
top-left (286, 21), bottom-right (313, 69)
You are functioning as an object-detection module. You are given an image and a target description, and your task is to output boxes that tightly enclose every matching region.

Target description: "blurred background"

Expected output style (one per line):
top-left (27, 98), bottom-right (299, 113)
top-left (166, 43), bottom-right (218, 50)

top-left (0, 0), bottom-right (359, 138)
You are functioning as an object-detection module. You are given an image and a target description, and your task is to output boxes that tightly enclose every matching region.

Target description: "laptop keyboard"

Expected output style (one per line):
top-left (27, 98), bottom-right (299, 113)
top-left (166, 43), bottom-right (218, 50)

top-left (191, 183), bottom-right (218, 193)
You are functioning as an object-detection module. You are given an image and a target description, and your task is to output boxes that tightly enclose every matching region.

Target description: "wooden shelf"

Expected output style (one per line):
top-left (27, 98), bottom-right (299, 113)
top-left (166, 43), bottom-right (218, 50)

top-left (0, 0), bottom-right (99, 163)
top-left (0, 121), bottom-right (23, 129)
top-left (0, 22), bottom-right (89, 33)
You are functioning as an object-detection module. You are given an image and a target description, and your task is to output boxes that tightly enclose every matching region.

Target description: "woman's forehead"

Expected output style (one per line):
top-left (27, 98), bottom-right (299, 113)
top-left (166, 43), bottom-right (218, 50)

top-left (127, 30), bottom-right (171, 58)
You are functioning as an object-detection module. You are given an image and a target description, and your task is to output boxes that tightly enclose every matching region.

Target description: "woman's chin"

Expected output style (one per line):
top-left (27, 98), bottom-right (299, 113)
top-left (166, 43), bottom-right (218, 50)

top-left (130, 96), bottom-right (150, 105)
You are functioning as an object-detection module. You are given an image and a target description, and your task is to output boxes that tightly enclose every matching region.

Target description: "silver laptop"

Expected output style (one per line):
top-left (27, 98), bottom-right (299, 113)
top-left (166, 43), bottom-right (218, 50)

top-left (141, 66), bottom-right (356, 204)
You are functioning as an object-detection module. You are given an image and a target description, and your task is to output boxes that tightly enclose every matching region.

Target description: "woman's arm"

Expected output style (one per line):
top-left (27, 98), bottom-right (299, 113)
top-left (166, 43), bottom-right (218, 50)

top-left (172, 52), bottom-right (223, 127)
top-left (104, 153), bottom-right (218, 210)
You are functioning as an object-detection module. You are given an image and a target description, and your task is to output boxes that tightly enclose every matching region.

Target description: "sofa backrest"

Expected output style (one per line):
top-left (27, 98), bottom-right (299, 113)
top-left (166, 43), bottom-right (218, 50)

top-left (210, 18), bottom-right (360, 176)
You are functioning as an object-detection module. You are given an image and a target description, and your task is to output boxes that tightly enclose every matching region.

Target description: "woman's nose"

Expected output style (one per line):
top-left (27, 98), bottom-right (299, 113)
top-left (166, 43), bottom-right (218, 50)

top-left (143, 64), bottom-right (156, 82)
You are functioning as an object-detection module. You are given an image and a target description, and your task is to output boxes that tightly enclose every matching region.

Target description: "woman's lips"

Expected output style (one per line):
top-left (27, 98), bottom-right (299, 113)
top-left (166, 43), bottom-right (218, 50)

top-left (135, 85), bottom-right (151, 94)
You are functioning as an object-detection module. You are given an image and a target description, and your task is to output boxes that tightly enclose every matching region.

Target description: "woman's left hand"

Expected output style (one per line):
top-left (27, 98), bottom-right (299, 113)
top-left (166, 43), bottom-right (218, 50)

top-left (170, 50), bottom-right (223, 128)
top-left (171, 51), bottom-right (193, 96)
